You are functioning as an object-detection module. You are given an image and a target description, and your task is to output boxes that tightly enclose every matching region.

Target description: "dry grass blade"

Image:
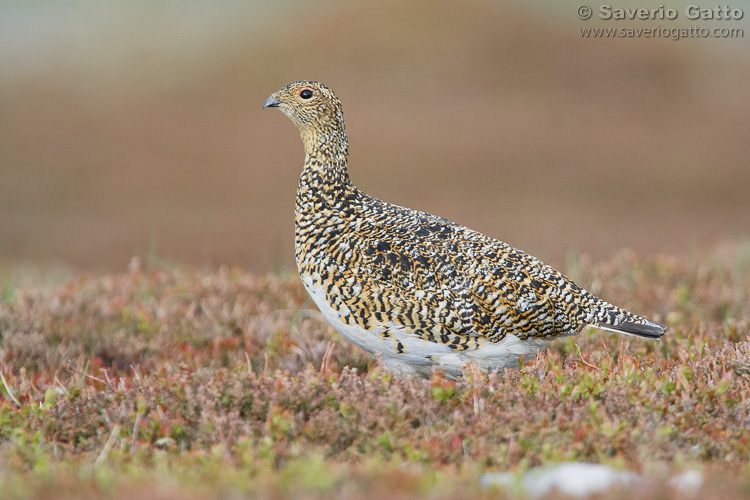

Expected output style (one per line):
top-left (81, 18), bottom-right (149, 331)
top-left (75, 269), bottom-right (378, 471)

top-left (95, 424), bottom-right (121, 467)
top-left (0, 368), bottom-right (21, 406)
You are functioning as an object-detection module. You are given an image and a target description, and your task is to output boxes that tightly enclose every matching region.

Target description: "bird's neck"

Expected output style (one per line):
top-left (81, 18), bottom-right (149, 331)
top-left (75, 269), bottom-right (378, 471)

top-left (296, 128), bottom-right (357, 207)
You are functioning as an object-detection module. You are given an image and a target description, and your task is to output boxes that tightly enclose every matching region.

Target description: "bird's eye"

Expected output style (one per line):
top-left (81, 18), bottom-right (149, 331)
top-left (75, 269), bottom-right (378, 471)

top-left (300, 89), bottom-right (313, 99)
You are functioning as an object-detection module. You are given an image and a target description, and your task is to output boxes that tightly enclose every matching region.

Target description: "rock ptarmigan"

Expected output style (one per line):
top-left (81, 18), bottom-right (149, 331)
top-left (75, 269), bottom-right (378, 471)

top-left (263, 80), bottom-right (665, 378)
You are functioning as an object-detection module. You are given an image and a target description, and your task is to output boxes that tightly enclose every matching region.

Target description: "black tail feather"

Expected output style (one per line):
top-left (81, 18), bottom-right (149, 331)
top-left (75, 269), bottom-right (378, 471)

top-left (597, 320), bottom-right (666, 340)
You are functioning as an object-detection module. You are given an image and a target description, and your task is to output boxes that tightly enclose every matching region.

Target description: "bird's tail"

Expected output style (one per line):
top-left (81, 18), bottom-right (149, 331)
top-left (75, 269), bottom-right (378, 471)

top-left (593, 301), bottom-right (666, 340)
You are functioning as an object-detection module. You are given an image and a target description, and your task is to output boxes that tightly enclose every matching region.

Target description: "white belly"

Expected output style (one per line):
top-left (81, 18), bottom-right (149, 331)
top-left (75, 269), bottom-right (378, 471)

top-left (302, 277), bottom-right (549, 378)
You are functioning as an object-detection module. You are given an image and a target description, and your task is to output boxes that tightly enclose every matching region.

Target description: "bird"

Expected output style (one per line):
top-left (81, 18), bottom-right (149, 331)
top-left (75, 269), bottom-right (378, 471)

top-left (263, 80), bottom-right (665, 379)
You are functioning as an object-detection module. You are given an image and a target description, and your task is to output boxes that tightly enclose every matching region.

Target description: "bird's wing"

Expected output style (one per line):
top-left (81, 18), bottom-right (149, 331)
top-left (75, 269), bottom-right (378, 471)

top-left (355, 214), bottom-right (575, 344)
top-left (468, 261), bottom-right (565, 341)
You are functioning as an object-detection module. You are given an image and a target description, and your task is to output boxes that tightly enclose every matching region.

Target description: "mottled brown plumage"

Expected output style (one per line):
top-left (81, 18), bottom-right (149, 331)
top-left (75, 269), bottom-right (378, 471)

top-left (263, 81), bottom-right (665, 378)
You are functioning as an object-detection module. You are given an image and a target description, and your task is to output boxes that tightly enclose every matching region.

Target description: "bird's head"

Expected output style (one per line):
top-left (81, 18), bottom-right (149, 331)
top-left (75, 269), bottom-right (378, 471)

top-left (263, 81), bottom-right (347, 156)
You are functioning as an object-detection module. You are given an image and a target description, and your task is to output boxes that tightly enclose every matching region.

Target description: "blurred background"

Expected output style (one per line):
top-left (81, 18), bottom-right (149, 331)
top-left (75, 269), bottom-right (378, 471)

top-left (1, 0), bottom-right (749, 275)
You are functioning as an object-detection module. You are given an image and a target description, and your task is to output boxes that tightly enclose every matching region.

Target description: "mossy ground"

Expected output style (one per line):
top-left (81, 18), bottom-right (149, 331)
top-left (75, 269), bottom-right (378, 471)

top-left (1, 242), bottom-right (749, 499)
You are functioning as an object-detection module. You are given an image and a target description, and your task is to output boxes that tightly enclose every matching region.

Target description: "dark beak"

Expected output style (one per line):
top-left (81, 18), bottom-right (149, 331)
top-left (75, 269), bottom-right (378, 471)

top-left (262, 96), bottom-right (282, 109)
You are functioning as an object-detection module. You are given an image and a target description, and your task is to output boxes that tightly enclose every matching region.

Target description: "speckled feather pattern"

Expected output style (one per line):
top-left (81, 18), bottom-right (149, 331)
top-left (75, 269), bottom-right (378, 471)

top-left (264, 81), bottom-right (665, 377)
